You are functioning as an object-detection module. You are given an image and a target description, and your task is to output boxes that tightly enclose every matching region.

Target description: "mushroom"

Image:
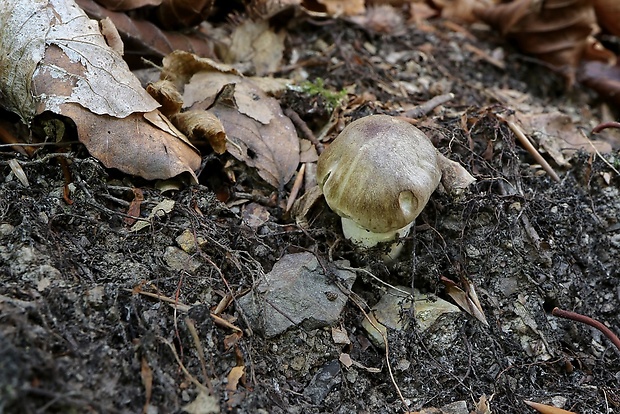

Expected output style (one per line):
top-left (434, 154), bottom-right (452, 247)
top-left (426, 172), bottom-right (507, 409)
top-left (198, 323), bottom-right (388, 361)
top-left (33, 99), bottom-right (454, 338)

top-left (317, 114), bottom-right (473, 259)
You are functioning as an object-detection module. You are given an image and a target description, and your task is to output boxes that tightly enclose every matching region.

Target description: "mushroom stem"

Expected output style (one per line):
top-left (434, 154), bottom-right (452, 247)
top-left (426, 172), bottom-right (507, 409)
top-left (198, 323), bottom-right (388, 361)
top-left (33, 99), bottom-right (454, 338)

top-left (341, 217), bottom-right (412, 259)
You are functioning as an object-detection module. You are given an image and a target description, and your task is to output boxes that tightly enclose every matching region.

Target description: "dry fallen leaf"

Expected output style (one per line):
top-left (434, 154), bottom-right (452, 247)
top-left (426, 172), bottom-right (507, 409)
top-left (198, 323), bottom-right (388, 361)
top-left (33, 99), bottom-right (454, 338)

top-left (1, 0), bottom-right (201, 181)
top-left (441, 276), bottom-right (489, 326)
top-left (203, 83), bottom-right (300, 188)
top-left (516, 112), bottom-right (611, 166)
top-left (75, 0), bottom-right (214, 58)
top-left (170, 110), bottom-right (228, 154)
top-left (222, 19), bottom-right (286, 75)
top-left (474, 0), bottom-right (604, 82)
top-left (310, 0), bottom-right (365, 17)
top-left (161, 51), bottom-right (300, 188)
top-left (226, 365), bottom-right (245, 392)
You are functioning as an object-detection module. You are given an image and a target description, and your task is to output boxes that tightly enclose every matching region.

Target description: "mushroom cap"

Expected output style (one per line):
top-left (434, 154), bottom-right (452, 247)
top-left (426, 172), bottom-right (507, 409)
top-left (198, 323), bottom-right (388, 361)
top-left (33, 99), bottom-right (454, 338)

top-left (317, 115), bottom-right (441, 234)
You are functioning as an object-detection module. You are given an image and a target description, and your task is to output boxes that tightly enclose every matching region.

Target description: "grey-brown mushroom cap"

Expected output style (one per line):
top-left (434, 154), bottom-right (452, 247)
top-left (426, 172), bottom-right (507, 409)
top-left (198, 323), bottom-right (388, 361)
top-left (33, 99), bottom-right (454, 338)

top-left (317, 115), bottom-right (441, 234)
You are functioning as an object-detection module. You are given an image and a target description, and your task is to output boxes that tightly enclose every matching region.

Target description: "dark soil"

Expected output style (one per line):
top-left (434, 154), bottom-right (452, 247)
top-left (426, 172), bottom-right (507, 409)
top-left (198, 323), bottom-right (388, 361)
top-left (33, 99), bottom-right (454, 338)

top-left (2, 15), bottom-right (620, 414)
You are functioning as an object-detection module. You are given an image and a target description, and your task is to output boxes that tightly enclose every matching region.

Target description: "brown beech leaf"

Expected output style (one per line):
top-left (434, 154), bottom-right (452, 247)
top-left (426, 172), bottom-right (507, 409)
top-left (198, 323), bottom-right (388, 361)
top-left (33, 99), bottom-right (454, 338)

top-left (201, 83), bottom-right (300, 188)
top-left (162, 51), bottom-right (300, 188)
top-left (75, 0), bottom-right (214, 58)
top-left (474, 0), bottom-right (600, 82)
top-left (1, 0), bottom-right (200, 181)
top-left (222, 19), bottom-right (286, 76)
top-left (147, 80), bottom-right (184, 118)
top-left (155, 0), bottom-right (215, 30)
top-left (95, 0), bottom-right (162, 11)
top-left (593, 0), bottom-right (620, 37)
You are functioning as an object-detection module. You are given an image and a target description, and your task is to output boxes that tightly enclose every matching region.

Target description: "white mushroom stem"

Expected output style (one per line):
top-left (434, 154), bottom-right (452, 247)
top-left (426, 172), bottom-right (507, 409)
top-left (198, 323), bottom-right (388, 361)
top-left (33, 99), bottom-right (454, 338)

top-left (341, 217), bottom-right (413, 259)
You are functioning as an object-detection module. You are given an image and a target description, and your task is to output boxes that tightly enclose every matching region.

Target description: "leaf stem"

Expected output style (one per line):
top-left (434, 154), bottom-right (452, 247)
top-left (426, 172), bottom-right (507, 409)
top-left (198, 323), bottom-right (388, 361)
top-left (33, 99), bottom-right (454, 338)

top-left (552, 307), bottom-right (620, 352)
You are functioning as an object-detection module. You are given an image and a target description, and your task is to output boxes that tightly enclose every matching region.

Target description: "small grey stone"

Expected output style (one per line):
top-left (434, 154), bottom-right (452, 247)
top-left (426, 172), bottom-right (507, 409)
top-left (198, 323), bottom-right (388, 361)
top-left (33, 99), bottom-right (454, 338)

top-left (237, 252), bottom-right (356, 337)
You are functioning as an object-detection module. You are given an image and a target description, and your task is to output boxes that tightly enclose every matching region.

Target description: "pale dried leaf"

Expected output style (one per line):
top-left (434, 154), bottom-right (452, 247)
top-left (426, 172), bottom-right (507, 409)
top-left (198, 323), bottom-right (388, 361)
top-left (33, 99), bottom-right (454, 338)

top-left (182, 391), bottom-right (220, 414)
top-left (161, 51), bottom-right (241, 91)
top-left (8, 159), bottom-right (29, 187)
top-left (517, 112), bottom-right (612, 166)
top-left (131, 199), bottom-right (175, 232)
top-left (314, 0), bottom-right (365, 17)
top-left (223, 19), bottom-right (286, 75)
top-left (2, 0), bottom-right (200, 182)
top-left (225, 366), bottom-right (245, 392)
top-left (99, 17), bottom-right (124, 55)
top-left (1, 0), bottom-right (156, 121)
top-left (472, 394), bottom-right (492, 414)
top-left (161, 51), bottom-right (300, 187)
top-left (33, 1), bottom-right (159, 118)
top-left (442, 277), bottom-right (488, 326)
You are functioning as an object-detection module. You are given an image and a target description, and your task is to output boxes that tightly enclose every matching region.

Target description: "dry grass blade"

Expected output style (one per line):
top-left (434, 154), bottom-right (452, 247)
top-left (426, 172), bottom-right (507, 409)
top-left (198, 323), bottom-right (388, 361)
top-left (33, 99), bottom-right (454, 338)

top-left (524, 400), bottom-right (576, 414)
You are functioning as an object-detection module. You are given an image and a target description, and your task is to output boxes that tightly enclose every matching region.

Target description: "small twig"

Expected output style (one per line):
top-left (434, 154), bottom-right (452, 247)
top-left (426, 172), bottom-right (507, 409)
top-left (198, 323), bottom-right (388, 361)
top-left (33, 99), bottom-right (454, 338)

top-left (285, 163), bottom-right (305, 212)
top-left (592, 121), bottom-right (620, 134)
top-left (158, 336), bottom-right (210, 394)
top-left (552, 307), bottom-right (620, 353)
top-left (497, 114), bottom-right (560, 182)
top-left (0, 152), bottom-right (76, 166)
top-left (402, 93), bottom-right (455, 119)
top-left (285, 108), bottom-right (324, 154)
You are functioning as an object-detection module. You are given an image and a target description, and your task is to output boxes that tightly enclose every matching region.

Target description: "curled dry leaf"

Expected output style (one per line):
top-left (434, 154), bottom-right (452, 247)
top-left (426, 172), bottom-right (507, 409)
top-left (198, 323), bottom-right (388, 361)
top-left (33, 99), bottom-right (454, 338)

top-left (171, 110), bottom-right (227, 154)
top-left (1, 0), bottom-right (200, 181)
top-left (75, 0), bottom-right (214, 58)
top-left (147, 80), bottom-right (184, 117)
top-left (474, 0), bottom-right (602, 81)
top-left (162, 51), bottom-right (300, 188)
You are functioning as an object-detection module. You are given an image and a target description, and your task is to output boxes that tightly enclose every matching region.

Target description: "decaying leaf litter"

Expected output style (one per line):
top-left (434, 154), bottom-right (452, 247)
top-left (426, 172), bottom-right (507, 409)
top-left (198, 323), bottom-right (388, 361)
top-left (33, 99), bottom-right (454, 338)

top-left (1, 0), bottom-right (620, 413)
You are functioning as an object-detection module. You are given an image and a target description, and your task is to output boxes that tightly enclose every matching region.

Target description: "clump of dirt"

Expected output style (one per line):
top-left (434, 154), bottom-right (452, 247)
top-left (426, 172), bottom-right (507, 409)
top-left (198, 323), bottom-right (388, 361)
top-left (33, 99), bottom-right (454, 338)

top-left (1, 16), bottom-right (620, 414)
